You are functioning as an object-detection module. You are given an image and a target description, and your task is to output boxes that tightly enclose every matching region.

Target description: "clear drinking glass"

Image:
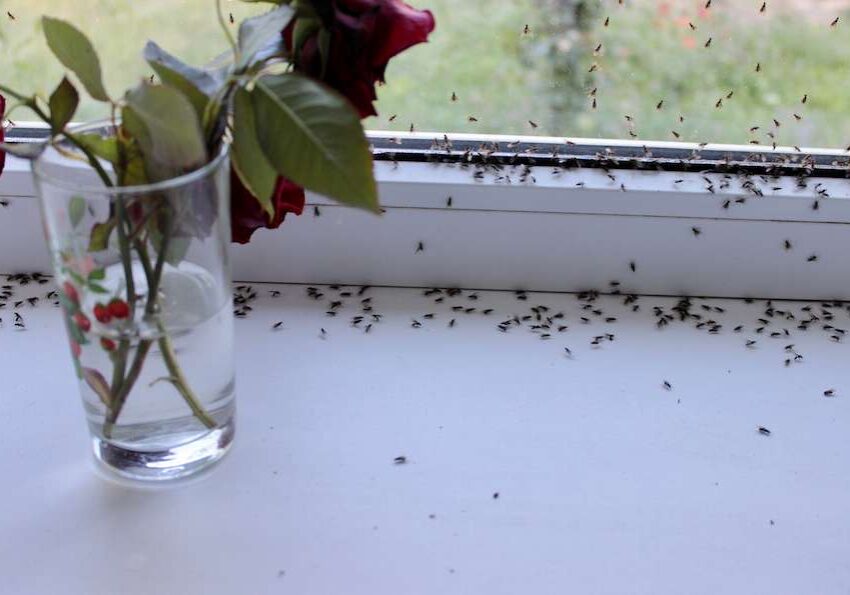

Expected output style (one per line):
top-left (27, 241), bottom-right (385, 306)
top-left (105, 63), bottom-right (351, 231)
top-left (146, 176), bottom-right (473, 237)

top-left (32, 122), bottom-right (235, 482)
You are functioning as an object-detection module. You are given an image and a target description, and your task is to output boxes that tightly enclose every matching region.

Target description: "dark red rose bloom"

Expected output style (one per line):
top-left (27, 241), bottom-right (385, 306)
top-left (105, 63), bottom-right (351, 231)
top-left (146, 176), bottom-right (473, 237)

top-left (284, 0), bottom-right (435, 118)
top-left (0, 94), bottom-right (5, 177)
top-left (230, 1), bottom-right (432, 243)
top-left (230, 168), bottom-right (306, 244)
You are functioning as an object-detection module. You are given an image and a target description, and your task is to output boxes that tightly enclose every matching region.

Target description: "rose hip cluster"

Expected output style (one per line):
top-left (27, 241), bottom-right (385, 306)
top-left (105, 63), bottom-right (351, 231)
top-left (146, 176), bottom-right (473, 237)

top-left (63, 280), bottom-right (130, 356)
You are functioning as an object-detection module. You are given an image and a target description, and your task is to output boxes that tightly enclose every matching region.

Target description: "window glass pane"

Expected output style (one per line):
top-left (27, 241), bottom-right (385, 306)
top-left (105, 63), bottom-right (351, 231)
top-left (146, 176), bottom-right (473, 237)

top-left (367, 0), bottom-right (850, 150)
top-left (3, 1), bottom-right (849, 151)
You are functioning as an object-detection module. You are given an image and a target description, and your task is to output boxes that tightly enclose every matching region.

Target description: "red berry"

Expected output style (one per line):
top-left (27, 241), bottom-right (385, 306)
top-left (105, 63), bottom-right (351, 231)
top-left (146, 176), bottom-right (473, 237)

top-left (100, 338), bottom-right (116, 352)
top-left (63, 281), bottom-right (79, 304)
top-left (74, 312), bottom-right (91, 332)
top-left (70, 340), bottom-right (82, 359)
top-left (108, 299), bottom-right (130, 320)
top-left (93, 303), bottom-right (111, 324)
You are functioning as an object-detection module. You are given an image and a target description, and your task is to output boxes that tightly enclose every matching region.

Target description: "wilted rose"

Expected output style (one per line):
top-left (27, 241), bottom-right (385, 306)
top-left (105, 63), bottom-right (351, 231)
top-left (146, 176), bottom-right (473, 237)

top-left (230, 169), bottom-right (306, 244)
top-left (284, 0), bottom-right (435, 118)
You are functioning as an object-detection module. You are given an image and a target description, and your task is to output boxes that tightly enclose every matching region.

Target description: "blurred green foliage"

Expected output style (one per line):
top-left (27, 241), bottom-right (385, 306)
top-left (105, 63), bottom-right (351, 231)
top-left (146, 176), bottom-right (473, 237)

top-left (2, 0), bottom-right (849, 149)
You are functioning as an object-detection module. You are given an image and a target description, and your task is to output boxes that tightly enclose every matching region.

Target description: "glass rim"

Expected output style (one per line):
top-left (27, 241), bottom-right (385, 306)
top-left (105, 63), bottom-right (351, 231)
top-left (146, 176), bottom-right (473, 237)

top-left (31, 119), bottom-right (230, 196)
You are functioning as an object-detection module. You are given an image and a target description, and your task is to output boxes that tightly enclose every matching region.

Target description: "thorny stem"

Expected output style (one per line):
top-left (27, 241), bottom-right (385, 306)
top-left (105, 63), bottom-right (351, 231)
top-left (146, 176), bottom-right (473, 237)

top-left (158, 330), bottom-right (217, 429)
top-left (103, 339), bottom-right (152, 439)
top-left (103, 215), bottom-right (217, 434)
top-left (63, 130), bottom-right (114, 189)
top-left (134, 239), bottom-right (156, 303)
top-left (109, 344), bottom-right (127, 401)
top-left (104, 213), bottom-right (139, 425)
top-left (108, 109), bottom-right (135, 399)
top-left (137, 217), bottom-right (214, 428)
top-left (127, 208), bottom-right (158, 242)
top-left (0, 83), bottom-right (29, 103)
top-left (202, 77), bottom-right (238, 149)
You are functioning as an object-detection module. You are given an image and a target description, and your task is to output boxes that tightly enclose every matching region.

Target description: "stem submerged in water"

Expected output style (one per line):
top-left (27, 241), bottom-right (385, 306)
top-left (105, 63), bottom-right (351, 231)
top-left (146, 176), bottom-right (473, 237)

top-left (103, 339), bottom-right (153, 439)
top-left (101, 208), bottom-right (217, 436)
top-left (158, 332), bottom-right (217, 429)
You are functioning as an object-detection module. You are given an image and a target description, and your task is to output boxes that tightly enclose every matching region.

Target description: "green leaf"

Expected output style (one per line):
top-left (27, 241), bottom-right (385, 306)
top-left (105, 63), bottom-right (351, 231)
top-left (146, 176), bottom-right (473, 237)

top-left (237, 5), bottom-right (294, 69)
top-left (120, 106), bottom-right (158, 182)
top-left (317, 28), bottom-right (331, 78)
top-left (68, 196), bottom-right (86, 228)
top-left (124, 84), bottom-right (207, 179)
top-left (143, 41), bottom-right (222, 119)
top-left (74, 133), bottom-right (119, 163)
top-left (232, 88), bottom-right (276, 217)
top-left (88, 220), bottom-right (115, 252)
top-left (88, 282), bottom-right (109, 294)
top-left (48, 77), bottom-right (80, 134)
top-left (82, 368), bottom-right (113, 408)
top-left (164, 237), bottom-right (191, 267)
top-left (121, 105), bottom-right (151, 155)
top-left (250, 74), bottom-right (379, 212)
top-left (0, 141), bottom-right (45, 159)
top-left (148, 222), bottom-right (193, 267)
top-left (116, 133), bottom-right (149, 186)
top-left (42, 17), bottom-right (110, 102)
top-left (290, 16), bottom-right (320, 61)
top-left (88, 268), bottom-right (105, 281)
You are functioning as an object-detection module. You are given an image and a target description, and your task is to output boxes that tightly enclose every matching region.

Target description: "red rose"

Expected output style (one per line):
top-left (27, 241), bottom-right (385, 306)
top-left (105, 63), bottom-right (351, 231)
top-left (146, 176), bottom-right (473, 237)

top-left (0, 94), bottom-right (5, 177)
top-left (284, 0), bottom-right (435, 118)
top-left (230, 168), bottom-right (305, 244)
top-left (100, 338), bottom-right (116, 352)
top-left (231, 1), bottom-right (432, 242)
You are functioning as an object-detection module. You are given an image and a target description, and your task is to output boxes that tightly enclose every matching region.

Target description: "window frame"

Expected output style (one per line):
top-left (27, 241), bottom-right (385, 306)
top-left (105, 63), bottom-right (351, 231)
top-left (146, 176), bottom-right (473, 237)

top-left (3, 123), bottom-right (850, 301)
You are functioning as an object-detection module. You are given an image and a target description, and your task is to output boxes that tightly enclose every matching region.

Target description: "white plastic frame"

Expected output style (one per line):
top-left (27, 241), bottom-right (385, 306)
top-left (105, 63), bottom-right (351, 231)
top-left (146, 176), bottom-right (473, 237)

top-left (2, 129), bottom-right (850, 300)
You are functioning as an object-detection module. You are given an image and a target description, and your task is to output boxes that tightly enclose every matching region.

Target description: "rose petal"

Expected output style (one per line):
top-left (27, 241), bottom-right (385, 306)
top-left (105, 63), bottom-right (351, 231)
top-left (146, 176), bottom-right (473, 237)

top-left (230, 168), bottom-right (305, 244)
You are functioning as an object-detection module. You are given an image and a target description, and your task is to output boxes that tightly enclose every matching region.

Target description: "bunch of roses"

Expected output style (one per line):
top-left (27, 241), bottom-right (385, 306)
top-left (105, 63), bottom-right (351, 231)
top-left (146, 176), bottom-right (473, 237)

top-left (231, 0), bottom-right (434, 243)
top-left (0, 1), bottom-right (435, 243)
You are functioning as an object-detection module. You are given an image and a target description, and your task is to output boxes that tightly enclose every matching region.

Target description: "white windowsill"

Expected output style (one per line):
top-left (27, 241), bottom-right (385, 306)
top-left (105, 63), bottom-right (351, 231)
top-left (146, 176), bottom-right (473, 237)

top-left (3, 130), bottom-right (850, 300)
top-left (2, 280), bottom-right (849, 594)
top-left (3, 130), bottom-right (850, 592)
